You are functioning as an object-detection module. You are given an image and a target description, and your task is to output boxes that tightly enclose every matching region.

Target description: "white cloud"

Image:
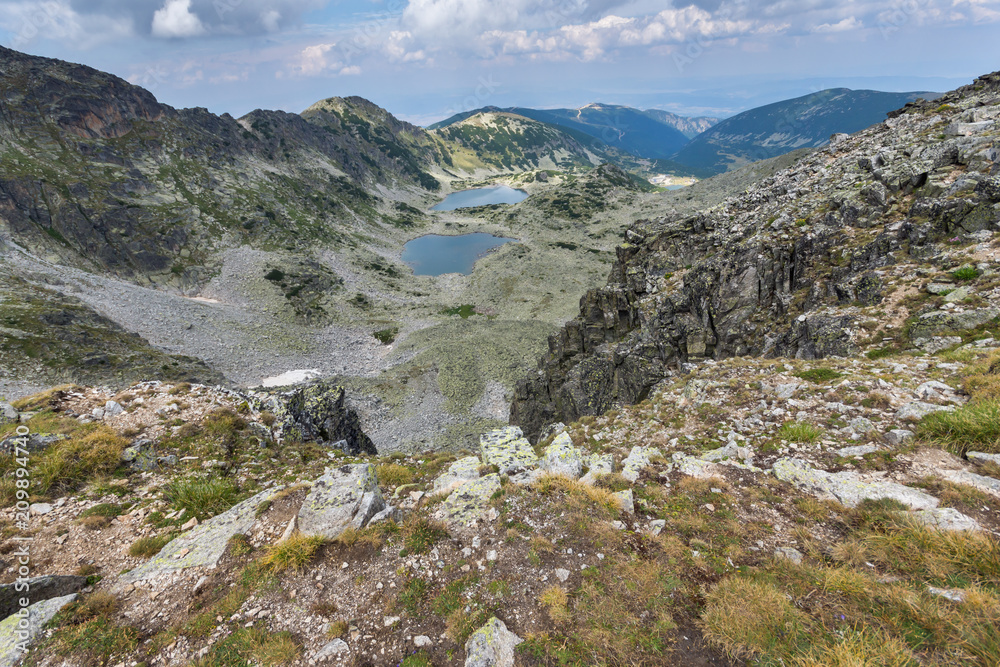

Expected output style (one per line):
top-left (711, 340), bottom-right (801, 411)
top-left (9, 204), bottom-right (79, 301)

top-left (0, 0), bottom-right (133, 48)
top-left (294, 42), bottom-right (340, 76)
top-left (811, 16), bottom-right (862, 33)
top-left (260, 10), bottom-right (281, 32)
top-left (339, 65), bottom-right (361, 75)
top-left (151, 0), bottom-right (205, 38)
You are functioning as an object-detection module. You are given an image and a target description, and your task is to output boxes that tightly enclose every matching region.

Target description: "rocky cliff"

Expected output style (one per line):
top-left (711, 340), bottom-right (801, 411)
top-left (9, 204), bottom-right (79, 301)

top-left (512, 72), bottom-right (1000, 440)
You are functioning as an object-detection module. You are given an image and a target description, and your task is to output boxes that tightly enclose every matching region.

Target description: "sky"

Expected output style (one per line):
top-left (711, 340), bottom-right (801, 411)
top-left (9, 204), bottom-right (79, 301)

top-left (2, 0), bottom-right (999, 125)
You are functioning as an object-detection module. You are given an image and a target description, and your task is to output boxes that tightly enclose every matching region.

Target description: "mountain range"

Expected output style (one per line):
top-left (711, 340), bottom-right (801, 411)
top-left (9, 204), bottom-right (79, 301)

top-left (431, 89), bottom-right (937, 176)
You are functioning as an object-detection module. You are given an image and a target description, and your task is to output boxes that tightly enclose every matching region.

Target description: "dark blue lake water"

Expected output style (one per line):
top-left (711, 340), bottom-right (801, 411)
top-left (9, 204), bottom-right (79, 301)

top-left (402, 233), bottom-right (517, 276)
top-left (431, 185), bottom-right (528, 211)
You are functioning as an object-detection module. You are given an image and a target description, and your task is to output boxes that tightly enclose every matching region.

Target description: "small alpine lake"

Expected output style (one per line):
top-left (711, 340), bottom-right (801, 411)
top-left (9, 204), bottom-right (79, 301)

top-left (401, 233), bottom-right (517, 276)
top-left (430, 185), bottom-right (528, 211)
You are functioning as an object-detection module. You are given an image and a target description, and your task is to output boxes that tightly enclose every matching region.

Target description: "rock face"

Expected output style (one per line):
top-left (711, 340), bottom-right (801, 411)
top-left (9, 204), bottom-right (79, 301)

top-left (511, 71), bottom-right (1000, 440)
top-left (0, 576), bottom-right (87, 620)
top-left (0, 594), bottom-right (77, 667)
top-left (464, 617), bottom-right (523, 667)
top-left (269, 382), bottom-right (376, 456)
top-left (297, 464), bottom-right (385, 538)
top-left (119, 487), bottom-right (281, 585)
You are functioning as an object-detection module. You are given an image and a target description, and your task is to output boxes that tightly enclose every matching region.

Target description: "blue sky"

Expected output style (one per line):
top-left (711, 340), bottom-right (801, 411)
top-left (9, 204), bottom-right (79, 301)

top-left (2, 0), bottom-right (999, 125)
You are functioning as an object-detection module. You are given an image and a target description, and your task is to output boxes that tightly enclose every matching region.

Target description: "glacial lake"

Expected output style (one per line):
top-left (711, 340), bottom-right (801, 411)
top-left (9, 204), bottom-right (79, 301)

top-left (431, 185), bottom-right (528, 211)
top-left (402, 233), bottom-right (516, 276)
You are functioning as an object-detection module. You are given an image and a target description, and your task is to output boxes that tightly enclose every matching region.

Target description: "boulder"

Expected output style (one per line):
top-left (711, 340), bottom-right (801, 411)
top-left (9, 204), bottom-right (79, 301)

top-left (0, 434), bottom-right (66, 455)
top-left (435, 474), bottom-right (501, 528)
top-left (118, 487), bottom-right (282, 585)
top-left (0, 575), bottom-right (87, 620)
top-left (883, 430), bottom-right (915, 446)
top-left (103, 400), bottom-right (124, 417)
top-left (910, 507), bottom-right (981, 532)
top-left (465, 617), bottom-right (523, 667)
top-left (622, 446), bottom-right (662, 482)
top-left (913, 336), bottom-right (963, 353)
top-left (431, 457), bottom-right (482, 496)
top-left (909, 308), bottom-right (999, 340)
top-left (580, 453), bottom-right (614, 485)
top-left (313, 638), bottom-right (349, 660)
top-left (943, 469), bottom-right (1000, 497)
top-left (298, 464), bottom-right (385, 539)
top-left (896, 402), bottom-right (954, 422)
top-left (480, 427), bottom-right (537, 475)
top-left (0, 594), bottom-right (77, 667)
top-left (0, 403), bottom-right (17, 425)
top-left (539, 433), bottom-right (583, 478)
top-left (773, 458), bottom-right (939, 510)
top-left (968, 451), bottom-right (1000, 466)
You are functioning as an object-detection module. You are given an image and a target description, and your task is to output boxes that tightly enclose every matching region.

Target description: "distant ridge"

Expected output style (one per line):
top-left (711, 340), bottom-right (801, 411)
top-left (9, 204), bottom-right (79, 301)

top-left (670, 88), bottom-right (939, 174)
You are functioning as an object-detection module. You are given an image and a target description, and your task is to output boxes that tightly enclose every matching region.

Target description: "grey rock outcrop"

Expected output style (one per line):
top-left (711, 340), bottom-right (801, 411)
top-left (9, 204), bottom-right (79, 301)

top-left (263, 381), bottom-right (376, 455)
top-left (0, 576), bottom-right (87, 620)
top-left (0, 594), bottom-right (77, 667)
top-left (119, 487), bottom-right (282, 585)
top-left (773, 458), bottom-right (939, 510)
top-left (510, 72), bottom-right (1000, 440)
top-left (298, 464), bottom-right (385, 539)
top-left (464, 617), bottom-right (523, 667)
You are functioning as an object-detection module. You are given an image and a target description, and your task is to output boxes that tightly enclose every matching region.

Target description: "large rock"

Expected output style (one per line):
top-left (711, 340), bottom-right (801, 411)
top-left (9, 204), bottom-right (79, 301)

top-left (773, 458), bottom-right (939, 510)
top-left (0, 403), bottom-right (17, 424)
top-left (943, 469), bottom-right (1000, 498)
top-left (268, 381), bottom-right (376, 455)
top-left (910, 507), bottom-right (981, 532)
top-left (539, 433), bottom-right (583, 478)
top-left (118, 487), bottom-right (281, 585)
top-left (908, 308), bottom-right (999, 340)
top-left (0, 575), bottom-right (87, 620)
top-left (0, 434), bottom-right (66, 455)
top-left (621, 446), bottom-right (662, 482)
top-left (298, 464), bottom-right (385, 539)
top-left (580, 453), bottom-right (614, 485)
top-left (480, 428), bottom-right (538, 475)
top-left (464, 617), bottom-right (523, 667)
top-left (431, 457), bottom-right (482, 496)
top-left (435, 474), bottom-right (501, 528)
top-left (896, 402), bottom-right (954, 422)
top-left (0, 594), bottom-right (77, 667)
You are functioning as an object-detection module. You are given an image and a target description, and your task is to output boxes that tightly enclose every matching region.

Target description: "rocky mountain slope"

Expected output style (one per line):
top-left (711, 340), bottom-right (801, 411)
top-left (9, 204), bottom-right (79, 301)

top-left (512, 73), bottom-right (1000, 440)
top-left (641, 109), bottom-right (720, 139)
top-left (670, 88), bottom-right (937, 175)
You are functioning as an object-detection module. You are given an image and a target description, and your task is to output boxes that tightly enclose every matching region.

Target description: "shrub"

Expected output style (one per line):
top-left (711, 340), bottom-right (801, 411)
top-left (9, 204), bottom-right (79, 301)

top-left (952, 266), bottom-right (980, 282)
top-left (373, 328), bottom-right (399, 345)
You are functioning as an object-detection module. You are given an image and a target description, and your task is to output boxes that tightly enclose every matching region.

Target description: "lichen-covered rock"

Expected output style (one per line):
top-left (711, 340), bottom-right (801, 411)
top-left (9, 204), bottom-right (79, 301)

top-left (119, 487), bottom-right (281, 585)
top-left (911, 507), bottom-right (981, 532)
top-left (968, 451), bottom-right (1000, 466)
top-left (908, 308), bottom-right (999, 340)
top-left (432, 456), bottom-right (482, 496)
top-left (621, 446), bottom-right (662, 482)
top-left (614, 489), bottom-right (634, 513)
top-left (464, 616), bottom-right (523, 667)
top-left (298, 464), bottom-right (385, 539)
top-left (0, 403), bottom-right (17, 424)
top-left (773, 458), bottom-right (939, 510)
top-left (266, 381), bottom-right (376, 455)
top-left (943, 469), bottom-right (1000, 498)
top-left (883, 429), bottom-right (915, 446)
top-left (896, 401), bottom-right (955, 421)
top-left (435, 474), bottom-right (501, 528)
top-left (0, 594), bottom-right (77, 667)
top-left (480, 427), bottom-right (537, 475)
top-left (540, 433), bottom-right (583, 478)
top-left (580, 453), bottom-right (614, 485)
top-left (0, 575), bottom-right (86, 620)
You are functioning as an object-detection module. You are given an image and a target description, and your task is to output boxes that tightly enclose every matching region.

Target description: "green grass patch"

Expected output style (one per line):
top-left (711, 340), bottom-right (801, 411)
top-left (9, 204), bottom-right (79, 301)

top-left (193, 626), bottom-right (300, 667)
top-left (777, 421), bottom-right (825, 444)
top-left (128, 534), bottom-right (173, 559)
top-left (441, 304), bottom-right (476, 318)
top-left (260, 533), bottom-right (326, 573)
top-left (401, 517), bottom-right (448, 555)
top-left (79, 503), bottom-right (126, 519)
top-left (163, 477), bottom-right (240, 520)
top-left (917, 399), bottom-right (1000, 455)
top-left (952, 266), bottom-right (980, 282)
top-left (793, 368), bottom-right (844, 383)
